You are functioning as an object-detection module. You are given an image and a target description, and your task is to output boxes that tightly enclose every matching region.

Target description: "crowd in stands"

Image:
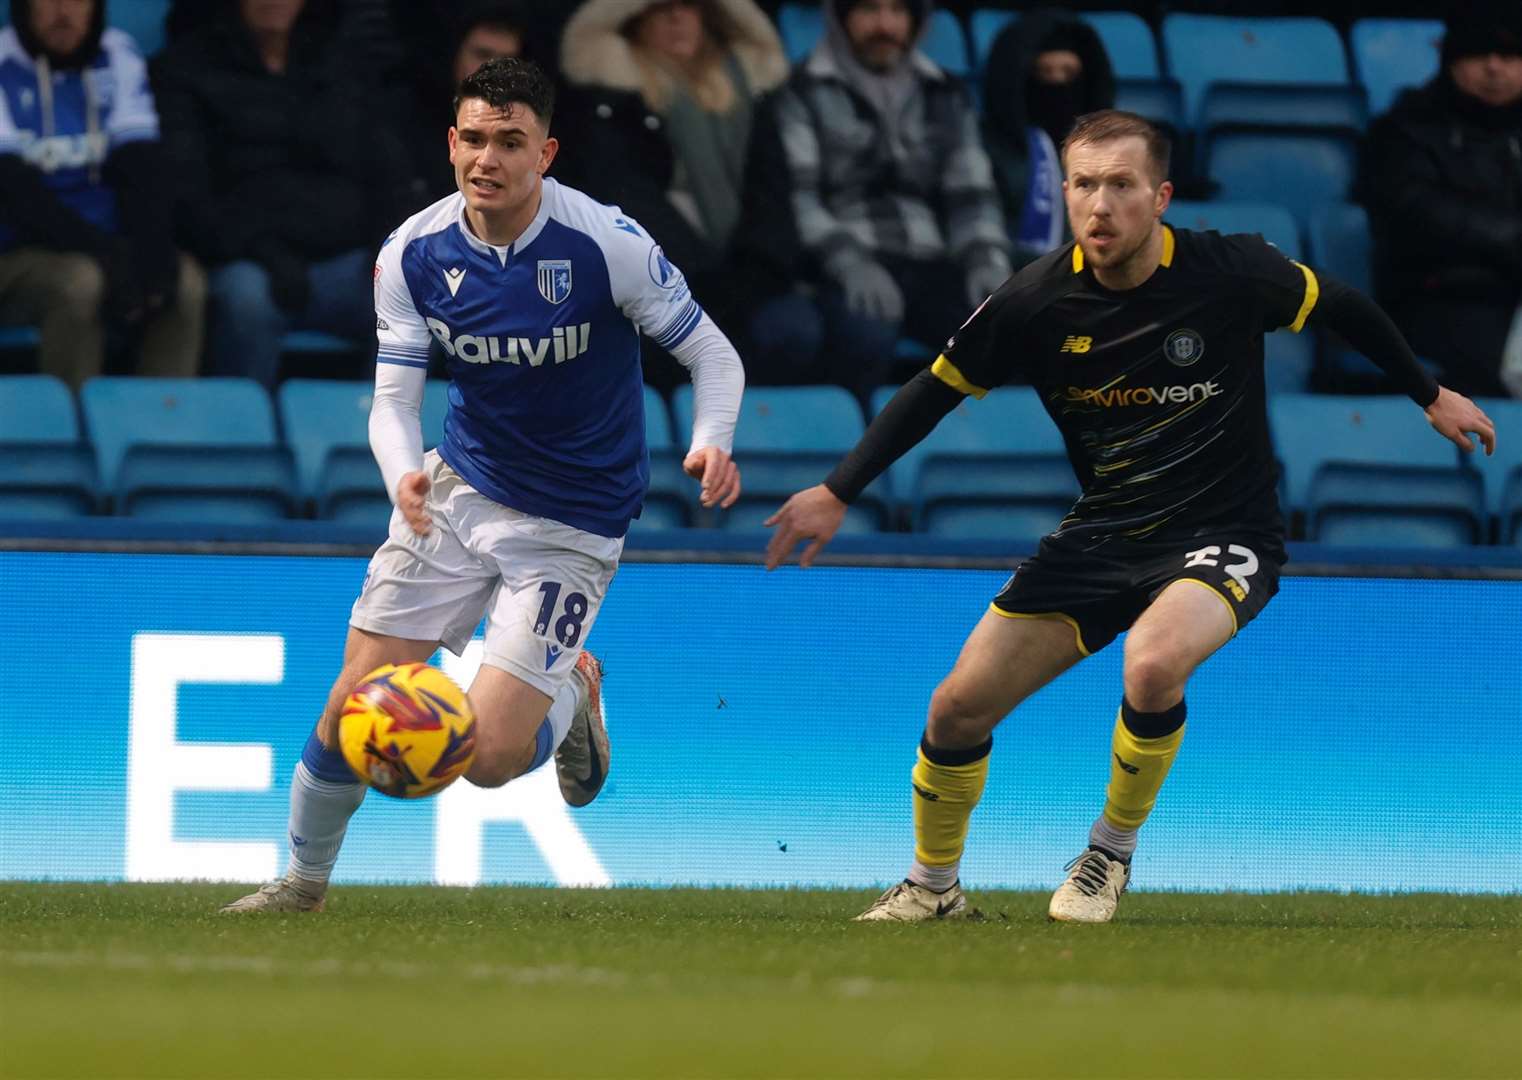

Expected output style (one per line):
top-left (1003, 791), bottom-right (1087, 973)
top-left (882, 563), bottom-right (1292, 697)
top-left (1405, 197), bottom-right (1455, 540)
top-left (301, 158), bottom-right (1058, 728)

top-left (0, 0), bottom-right (1518, 405)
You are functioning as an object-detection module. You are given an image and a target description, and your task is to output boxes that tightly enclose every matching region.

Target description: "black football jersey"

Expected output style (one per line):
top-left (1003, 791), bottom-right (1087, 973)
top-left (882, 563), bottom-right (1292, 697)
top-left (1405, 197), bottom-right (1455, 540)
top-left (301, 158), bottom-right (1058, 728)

top-left (936, 226), bottom-right (1318, 546)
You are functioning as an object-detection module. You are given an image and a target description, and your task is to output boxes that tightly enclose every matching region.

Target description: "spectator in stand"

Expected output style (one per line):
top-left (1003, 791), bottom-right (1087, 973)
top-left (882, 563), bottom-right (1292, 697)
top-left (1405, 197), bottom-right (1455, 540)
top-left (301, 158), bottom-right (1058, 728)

top-left (390, 2), bottom-right (538, 212)
top-left (0, 0), bottom-right (203, 387)
top-left (558, 0), bottom-right (801, 388)
top-left (1363, 4), bottom-right (1522, 399)
top-left (152, 0), bottom-right (408, 387)
top-left (774, 0), bottom-right (1010, 400)
top-left (982, 10), bottom-right (1114, 266)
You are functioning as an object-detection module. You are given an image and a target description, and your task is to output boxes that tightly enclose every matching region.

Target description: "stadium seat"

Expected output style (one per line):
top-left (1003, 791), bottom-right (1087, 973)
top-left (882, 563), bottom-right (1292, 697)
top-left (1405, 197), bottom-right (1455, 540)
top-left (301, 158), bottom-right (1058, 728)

top-left (915, 452), bottom-right (1078, 540)
top-left (1164, 200), bottom-right (1301, 256)
top-left (1268, 394), bottom-right (1462, 527)
top-left (0, 374), bottom-right (79, 441)
top-left (1351, 18), bottom-right (1443, 117)
top-left (1200, 83), bottom-right (1366, 136)
top-left (1114, 79), bottom-right (1185, 138)
top-left (1206, 132), bottom-right (1356, 226)
top-left (968, 8), bottom-right (1015, 70)
top-left (108, 0), bottom-right (169, 56)
top-left (673, 385), bottom-right (864, 452)
top-left (1084, 12), bottom-right (1160, 80)
top-left (1308, 462), bottom-right (1485, 547)
top-left (314, 445), bottom-right (389, 526)
top-left (644, 386), bottom-right (674, 450)
top-left (0, 326), bottom-right (40, 351)
top-left (778, 3), bottom-right (968, 74)
top-left (1467, 398), bottom-right (1522, 542)
top-left (642, 447), bottom-right (693, 529)
top-left (118, 444), bottom-right (297, 523)
top-left (1160, 15), bottom-right (1350, 125)
top-left (871, 385), bottom-right (1067, 523)
top-left (279, 379), bottom-right (451, 503)
top-left (714, 450), bottom-right (891, 533)
top-left (80, 377), bottom-right (278, 498)
top-left (1307, 203), bottom-right (1371, 294)
top-left (0, 443), bottom-right (97, 519)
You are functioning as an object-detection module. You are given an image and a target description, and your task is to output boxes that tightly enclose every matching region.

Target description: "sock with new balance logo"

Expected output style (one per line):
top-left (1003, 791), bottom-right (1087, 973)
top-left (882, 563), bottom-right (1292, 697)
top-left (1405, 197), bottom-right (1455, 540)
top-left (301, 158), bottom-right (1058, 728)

top-left (906, 735), bottom-right (991, 892)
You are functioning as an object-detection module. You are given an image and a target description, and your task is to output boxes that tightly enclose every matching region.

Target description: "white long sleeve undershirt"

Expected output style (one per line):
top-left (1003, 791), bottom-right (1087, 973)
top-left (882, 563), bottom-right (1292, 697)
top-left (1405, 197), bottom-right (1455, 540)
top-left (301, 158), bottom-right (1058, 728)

top-left (368, 362), bottom-right (426, 504)
top-left (669, 312), bottom-right (744, 454)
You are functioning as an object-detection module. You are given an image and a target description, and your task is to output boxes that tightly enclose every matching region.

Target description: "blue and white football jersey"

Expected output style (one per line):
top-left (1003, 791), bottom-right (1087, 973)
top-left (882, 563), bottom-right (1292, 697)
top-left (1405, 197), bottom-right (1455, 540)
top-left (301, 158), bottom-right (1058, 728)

top-left (0, 27), bottom-right (159, 248)
top-left (374, 178), bottom-right (704, 538)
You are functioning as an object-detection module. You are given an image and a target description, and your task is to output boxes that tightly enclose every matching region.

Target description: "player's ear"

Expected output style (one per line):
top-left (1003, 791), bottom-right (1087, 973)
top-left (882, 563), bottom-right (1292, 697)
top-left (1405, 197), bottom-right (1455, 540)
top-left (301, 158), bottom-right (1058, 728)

top-left (539, 135), bottom-right (559, 175)
top-left (1154, 179), bottom-right (1173, 217)
top-left (447, 126), bottom-right (459, 163)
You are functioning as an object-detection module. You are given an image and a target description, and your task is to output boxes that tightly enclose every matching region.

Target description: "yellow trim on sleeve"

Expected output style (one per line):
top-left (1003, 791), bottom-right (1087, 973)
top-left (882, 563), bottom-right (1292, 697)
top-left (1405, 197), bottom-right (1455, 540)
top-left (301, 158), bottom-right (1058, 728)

top-left (1071, 243), bottom-right (1084, 272)
top-left (931, 355), bottom-right (989, 399)
top-left (1160, 225), bottom-right (1175, 267)
top-left (988, 604), bottom-right (1091, 657)
top-left (1287, 261), bottom-right (1319, 333)
top-left (1165, 578), bottom-right (1239, 637)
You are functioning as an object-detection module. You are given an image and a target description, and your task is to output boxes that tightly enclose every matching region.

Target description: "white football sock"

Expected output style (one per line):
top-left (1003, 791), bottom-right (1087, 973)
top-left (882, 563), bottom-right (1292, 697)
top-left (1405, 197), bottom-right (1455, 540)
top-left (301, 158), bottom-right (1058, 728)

top-left (287, 761), bottom-right (365, 885)
top-left (1089, 816), bottom-right (1138, 862)
top-left (907, 858), bottom-right (959, 892)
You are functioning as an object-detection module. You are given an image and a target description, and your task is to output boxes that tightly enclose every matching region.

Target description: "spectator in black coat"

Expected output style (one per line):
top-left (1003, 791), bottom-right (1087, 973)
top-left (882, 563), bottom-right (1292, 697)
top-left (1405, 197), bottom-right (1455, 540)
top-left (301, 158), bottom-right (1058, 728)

top-left (152, 0), bottom-right (409, 386)
top-left (1363, 5), bottom-right (1522, 399)
top-left (981, 9), bottom-right (1114, 266)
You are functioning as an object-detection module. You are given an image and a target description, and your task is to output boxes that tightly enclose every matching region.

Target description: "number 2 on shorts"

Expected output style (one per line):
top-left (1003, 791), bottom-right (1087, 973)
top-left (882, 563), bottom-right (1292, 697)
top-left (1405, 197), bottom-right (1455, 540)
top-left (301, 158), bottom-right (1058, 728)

top-left (1183, 544), bottom-right (1259, 598)
top-left (533, 581), bottom-right (588, 647)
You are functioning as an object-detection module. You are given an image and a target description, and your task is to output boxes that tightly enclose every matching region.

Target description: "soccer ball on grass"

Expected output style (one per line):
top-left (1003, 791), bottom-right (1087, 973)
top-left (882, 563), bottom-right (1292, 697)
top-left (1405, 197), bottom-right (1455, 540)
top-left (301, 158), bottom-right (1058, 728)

top-left (339, 662), bottom-right (477, 798)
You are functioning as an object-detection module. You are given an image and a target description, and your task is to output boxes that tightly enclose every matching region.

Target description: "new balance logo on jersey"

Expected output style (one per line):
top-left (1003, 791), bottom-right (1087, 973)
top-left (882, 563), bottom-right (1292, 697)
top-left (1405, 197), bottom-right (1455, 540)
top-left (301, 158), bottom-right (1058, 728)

top-left (1060, 335), bottom-right (1093, 353)
top-left (426, 318), bottom-right (592, 367)
top-left (1066, 380), bottom-right (1223, 407)
top-left (443, 267), bottom-right (466, 297)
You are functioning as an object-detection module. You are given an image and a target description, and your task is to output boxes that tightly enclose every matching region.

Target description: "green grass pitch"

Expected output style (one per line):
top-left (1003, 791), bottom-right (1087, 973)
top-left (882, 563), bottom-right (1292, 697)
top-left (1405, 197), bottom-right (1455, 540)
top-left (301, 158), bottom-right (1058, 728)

top-left (1, 883), bottom-right (1517, 1079)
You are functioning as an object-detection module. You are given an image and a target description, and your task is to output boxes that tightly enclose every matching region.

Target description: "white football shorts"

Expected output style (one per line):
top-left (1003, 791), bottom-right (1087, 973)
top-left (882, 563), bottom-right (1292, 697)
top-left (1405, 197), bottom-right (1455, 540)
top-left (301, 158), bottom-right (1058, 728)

top-left (350, 451), bottom-right (623, 697)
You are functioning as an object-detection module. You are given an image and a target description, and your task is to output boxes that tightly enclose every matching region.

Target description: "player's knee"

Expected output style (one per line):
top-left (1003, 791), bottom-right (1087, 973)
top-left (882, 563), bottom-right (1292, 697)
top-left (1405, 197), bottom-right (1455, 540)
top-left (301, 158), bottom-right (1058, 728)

top-left (464, 752), bottom-right (514, 789)
top-left (1122, 650), bottom-right (1187, 712)
top-left (927, 682), bottom-right (996, 748)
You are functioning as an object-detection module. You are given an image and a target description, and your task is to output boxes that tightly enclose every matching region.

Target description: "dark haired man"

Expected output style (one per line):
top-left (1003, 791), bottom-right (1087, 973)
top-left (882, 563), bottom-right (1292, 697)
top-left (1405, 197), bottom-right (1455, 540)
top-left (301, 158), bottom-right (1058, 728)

top-left (223, 58), bottom-right (745, 913)
top-left (766, 110), bottom-right (1495, 923)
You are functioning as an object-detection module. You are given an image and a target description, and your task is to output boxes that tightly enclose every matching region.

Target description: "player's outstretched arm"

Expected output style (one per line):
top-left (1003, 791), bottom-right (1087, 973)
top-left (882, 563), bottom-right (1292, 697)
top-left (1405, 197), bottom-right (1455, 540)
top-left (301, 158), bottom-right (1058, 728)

top-left (1424, 386), bottom-right (1496, 456)
top-left (764, 368), bottom-right (965, 570)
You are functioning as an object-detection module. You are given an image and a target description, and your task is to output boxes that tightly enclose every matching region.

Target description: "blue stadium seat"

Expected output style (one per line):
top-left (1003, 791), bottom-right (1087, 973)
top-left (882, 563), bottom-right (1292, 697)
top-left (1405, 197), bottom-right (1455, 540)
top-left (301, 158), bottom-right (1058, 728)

top-left (1160, 15), bottom-right (1350, 125)
top-left (871, 385), bottom-right (1065, 521)
top-left (779, 4), bottom-right (967, 74)
top-left (1467, 399), bottom-right (1522, 541)
top-left (279, 379), bottom-right (451, 503)
top-left (644, 386), bottom-right (673, 450)
top-left (968, 8), bottom-right (1015, 70)
top-left (1084, 12), bottom-right (1160, 80)
top-left (315, 445), bottom-right (389, 527)
top-left (1268, 394), bottom-right (1461, 525)
top-left (1114, 79), bottom-right (1185, 137)
top-left (118, 445), bottom-right (297, 523)
top-left (0, 374), bottom-right (79, 441)
top-left (1307, 203), bottom-right (1371, 294)
top-left (0, 444), bottom-right (97, 519)
top-left (1308, 462), bottom-right (1485, 547)
top-left (673, 385), bottom-right (865, 452)
top-left (108, 0), bottom-right (169, 56)
top-left (714, 450), bottom-right (891, 533)
top-left (0, 326), bottom-right (40, 351)
top-left (642, 448), bottom-right (693, 530)
top-left (281, 330), bottom-right (364, 355)
top-left (915, 453), bottom-right (1077, 539)
top-left (1200, 83), bottom-right (1366, 136)
top-left (1352, 18), bottom-right (1443, 117)
top-left (1164, 200), bottom-right (1301, 256)
top-left (80, 377), bottom-right (277, 496)
top-left (1206, 132), bottom-right (1356, 227)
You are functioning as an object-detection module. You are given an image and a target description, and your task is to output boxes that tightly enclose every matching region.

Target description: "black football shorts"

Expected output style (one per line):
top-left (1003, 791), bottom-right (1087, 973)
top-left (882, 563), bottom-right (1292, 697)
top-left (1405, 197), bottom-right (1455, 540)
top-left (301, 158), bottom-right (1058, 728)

top-left (992, 528), bottom-right (1287, 655)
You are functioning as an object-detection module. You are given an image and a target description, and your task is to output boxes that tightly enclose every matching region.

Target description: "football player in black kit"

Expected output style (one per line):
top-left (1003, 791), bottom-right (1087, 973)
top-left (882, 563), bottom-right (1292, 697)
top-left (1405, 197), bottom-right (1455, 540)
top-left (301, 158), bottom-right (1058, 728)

top-left (764, 110), bottom-right (1497, 924)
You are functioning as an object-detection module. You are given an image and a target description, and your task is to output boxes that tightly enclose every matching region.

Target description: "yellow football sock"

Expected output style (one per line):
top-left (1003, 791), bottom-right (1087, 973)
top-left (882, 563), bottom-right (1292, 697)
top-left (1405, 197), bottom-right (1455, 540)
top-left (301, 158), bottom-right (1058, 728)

top-left (912, 738), bottom-right (992, 868)
top-left (1103, 706), bottom-right (1185, 830)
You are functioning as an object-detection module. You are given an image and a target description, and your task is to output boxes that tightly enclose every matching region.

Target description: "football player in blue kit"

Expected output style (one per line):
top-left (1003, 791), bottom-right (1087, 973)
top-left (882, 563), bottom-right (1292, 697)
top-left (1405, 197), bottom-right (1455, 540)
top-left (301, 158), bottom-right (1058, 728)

top-left (224, 58), bottom-right (744, 912)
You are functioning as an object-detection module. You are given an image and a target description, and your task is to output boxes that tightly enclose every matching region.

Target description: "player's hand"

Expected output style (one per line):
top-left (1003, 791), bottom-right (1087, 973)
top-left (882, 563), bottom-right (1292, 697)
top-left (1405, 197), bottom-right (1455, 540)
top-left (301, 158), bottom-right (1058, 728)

top-left (684, 446), bottom-right (741, 509)
top-left (763, 484), bottom-right (847, 570)
top-left (1425, 387), bottom-right (1496, 456)
top-left (396, 470), bottom-right (432, 536)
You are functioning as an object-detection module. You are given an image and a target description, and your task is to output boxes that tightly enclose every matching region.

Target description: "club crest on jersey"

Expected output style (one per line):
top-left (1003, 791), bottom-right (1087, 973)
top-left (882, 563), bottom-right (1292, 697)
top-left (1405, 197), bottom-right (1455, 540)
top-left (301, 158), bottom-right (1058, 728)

top-left (1164, 329), bottom-right (1205, 367)
top-left (538, 260), bottom-right (573, 304)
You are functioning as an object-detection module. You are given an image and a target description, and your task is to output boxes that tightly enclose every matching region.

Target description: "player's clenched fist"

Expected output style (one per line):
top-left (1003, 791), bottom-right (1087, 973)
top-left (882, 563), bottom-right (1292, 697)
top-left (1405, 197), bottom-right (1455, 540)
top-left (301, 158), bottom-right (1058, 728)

top-left (396, 470), bottom-right (432, 536)
top-left (764, 484), bottom-right (847, 570)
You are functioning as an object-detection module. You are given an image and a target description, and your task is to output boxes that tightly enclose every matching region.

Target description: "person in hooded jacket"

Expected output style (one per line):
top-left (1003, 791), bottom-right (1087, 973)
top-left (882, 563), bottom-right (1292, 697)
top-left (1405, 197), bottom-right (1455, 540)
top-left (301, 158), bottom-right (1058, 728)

top-left (773, 0), bottom-right (1011, 401)
top-left (0, 0), bottom-right (203, 387)
top-left (982, 10), bottom-right (1114, 266)
top-left (1363, 5), bottom-right (1522, 399)
top-left (557, 0), bottom-right (803, 388)
top-left (151, 0), bottom-right (410, 387)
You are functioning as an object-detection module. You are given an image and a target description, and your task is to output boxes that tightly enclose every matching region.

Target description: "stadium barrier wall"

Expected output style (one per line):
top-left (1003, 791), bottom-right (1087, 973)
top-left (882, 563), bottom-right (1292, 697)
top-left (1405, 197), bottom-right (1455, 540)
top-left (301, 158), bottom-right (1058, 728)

top-left (2, 545), bottom-right (1518, 893)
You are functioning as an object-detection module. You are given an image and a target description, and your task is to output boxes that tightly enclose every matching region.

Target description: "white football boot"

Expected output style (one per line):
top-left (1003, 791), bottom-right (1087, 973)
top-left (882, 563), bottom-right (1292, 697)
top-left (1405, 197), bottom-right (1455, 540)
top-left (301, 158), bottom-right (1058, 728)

top-left (555, 651), bottom-right (610, 808)
top-left (1048, 848), bottom-right (1130, 923)
top-left (854, 879), bottom-right (968, 922)
top-left (219, 873), bottom-right (326, 914)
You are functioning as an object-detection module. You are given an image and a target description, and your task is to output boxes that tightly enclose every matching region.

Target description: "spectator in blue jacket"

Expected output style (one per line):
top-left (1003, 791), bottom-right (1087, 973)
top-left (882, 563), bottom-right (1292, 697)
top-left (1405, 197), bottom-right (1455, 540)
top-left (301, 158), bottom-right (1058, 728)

top-left (0, 0), bottom-right (204, 387)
